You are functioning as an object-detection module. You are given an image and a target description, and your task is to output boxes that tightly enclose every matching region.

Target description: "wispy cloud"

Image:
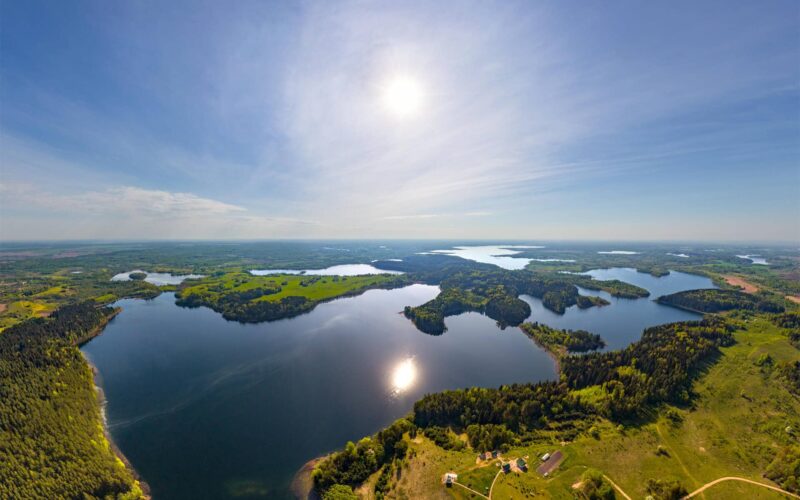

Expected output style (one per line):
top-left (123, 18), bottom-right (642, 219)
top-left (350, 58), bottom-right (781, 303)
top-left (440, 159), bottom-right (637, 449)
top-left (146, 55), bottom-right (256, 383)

top-left (0, 1), bottom-right (797, 240)
top-left (0, 183), bottom-right (318, 240)
top-left (2, 183), bottom-right (243, 216)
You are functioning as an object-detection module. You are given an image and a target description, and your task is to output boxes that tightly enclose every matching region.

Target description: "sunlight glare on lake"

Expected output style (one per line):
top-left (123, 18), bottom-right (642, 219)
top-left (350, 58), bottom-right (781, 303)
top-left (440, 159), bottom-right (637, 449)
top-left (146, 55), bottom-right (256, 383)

top-left (382, 76), bottom-right (423, 118)
top-left (391, 357), bottom-right (417, 393)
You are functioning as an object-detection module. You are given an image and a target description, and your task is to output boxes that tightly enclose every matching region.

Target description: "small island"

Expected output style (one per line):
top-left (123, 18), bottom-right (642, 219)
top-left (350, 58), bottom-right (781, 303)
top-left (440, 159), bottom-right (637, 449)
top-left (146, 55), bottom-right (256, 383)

top-left (520, 321), bottom-right (606, 356)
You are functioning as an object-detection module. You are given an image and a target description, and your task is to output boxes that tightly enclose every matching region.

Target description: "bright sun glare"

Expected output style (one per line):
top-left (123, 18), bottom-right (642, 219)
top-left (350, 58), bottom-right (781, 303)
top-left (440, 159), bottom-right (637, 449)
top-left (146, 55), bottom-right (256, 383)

top-left (391, 357), bottom-right (417, 392)
top-left (382, 76), bottom-right (423, 118)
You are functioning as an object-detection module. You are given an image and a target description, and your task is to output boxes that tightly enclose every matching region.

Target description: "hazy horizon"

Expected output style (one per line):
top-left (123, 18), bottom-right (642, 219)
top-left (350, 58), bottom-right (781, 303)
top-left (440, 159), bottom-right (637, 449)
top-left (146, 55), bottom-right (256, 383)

top-left (1, 237), bottom-right (798, 246)
top-left (1, 1), bottom-right (798, 242)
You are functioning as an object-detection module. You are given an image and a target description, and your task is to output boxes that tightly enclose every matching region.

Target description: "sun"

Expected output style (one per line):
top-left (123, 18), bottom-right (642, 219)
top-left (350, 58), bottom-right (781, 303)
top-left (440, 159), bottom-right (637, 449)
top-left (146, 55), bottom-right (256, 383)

top-left (382, 76), bottom-right (423, 118)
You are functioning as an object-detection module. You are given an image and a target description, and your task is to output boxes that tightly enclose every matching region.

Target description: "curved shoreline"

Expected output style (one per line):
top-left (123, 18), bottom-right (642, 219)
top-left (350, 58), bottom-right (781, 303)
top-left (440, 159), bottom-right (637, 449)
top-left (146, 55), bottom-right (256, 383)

top-left (79, 307), bottom-right (152, 499)
top-left (290, 456), bottom-right (325, 500)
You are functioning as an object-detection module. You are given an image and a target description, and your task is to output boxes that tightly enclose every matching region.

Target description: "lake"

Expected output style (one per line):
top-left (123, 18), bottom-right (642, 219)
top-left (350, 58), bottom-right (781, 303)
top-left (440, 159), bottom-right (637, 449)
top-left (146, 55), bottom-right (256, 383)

top-left (111, 270), bottom-right (205, 285)
top-left (424, 244), bottom-right (544, 270)
top-left (250, 264), bottom-right (404, 276)
top-left (82, 268), bottom-right (714, 498)
top-left (736, 254), bottom-right (769, 265)
top-left (520, 268), bottom-right (716, 350)
top-left (82, 286), bottom-right (555, 499)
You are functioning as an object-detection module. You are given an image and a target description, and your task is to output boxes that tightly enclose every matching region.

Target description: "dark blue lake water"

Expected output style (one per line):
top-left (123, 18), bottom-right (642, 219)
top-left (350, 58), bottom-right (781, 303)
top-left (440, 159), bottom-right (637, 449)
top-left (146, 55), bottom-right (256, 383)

top-left (81, 268), bottom-right (714, 499)
top-left (82, 285), bottom-right (555, 499)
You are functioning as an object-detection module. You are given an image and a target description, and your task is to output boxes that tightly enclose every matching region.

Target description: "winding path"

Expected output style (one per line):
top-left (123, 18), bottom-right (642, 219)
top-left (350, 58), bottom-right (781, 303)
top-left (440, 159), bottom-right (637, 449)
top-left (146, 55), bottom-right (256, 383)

top-left (683, 477), bottom-right (800, 499)
top-left (452, 481), bottom-right (490, 499)
top-left (602, 474), bottom-right (632, 500)
top-left (487, 469), bottom-right (502, 499)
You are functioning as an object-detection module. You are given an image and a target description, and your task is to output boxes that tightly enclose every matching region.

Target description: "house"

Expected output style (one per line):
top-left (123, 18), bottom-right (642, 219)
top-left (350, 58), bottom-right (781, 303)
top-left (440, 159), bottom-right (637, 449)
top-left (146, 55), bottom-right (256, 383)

top-left (444, 472), bottom-right (457, 487)
top-left (516, 458), bottom-right (527, 471)
top-left (502, 462), bottom-right (511, 473)
top-left (541, 452), bottom-right (551, 462)
top-left (491, 450), bottom-right (499, 458)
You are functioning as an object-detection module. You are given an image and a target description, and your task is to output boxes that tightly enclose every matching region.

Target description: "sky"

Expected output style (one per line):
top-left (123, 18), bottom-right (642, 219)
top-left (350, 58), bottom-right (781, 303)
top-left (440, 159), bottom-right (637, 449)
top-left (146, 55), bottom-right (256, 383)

top-left (0, 0), bottom-right (798, 242)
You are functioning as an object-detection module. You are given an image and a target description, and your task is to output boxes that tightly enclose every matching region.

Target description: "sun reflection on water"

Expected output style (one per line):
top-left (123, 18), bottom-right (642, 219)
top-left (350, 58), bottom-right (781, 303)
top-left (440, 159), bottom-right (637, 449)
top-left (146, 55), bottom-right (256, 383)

top-left (391, 357), bottom-right (417, 393)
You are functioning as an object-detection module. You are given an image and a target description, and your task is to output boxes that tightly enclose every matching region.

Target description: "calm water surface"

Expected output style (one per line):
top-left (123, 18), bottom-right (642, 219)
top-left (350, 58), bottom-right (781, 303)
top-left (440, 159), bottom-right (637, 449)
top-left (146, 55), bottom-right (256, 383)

top-left (83, 285), bottom-right (554, 499)
top-left (426, 244), bottom-right (544, 270)
top-left (520, 268), bottom-right (716, 350)
top-left (250, 264), bottom-right (403, 276)
top-left (110, 270), bottom-right (205, 285)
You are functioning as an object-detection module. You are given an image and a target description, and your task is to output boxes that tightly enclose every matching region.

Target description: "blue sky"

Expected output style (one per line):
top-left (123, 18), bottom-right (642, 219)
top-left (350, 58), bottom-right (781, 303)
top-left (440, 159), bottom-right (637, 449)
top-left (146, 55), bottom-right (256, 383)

top-left (1, 0), bottom-right (798, 241)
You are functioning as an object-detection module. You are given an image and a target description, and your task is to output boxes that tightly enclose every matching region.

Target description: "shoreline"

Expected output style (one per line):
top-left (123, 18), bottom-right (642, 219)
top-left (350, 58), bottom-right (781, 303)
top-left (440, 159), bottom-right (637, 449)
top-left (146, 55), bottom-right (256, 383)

top-left (518, 326), bottom-right (564, 374)
top-left (290, 456), bottom-right (326, 500)
top-left (79, 307), bottom-right (153, 499)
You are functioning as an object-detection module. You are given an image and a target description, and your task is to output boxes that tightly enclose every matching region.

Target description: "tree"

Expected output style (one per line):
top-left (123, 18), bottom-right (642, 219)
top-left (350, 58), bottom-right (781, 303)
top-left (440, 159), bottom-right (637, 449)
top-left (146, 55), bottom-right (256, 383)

top-left (322, 484), bottom-right (358, 500)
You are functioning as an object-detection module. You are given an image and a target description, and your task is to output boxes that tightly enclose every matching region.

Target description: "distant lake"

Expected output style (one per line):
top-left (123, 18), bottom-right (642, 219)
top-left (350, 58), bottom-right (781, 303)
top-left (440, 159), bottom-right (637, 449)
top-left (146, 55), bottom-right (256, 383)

top-left (736, 254), bottom-right (769, 265)
top-left (111, 270), bottom-right (205, 285)
top-left (424, 244), bottom-right (544, 270)
top-left (82, 286), bottom-right (554, 499)
top-left (250, 264), bottom-right (404, 276)
top-left (520, 268), bottom-right (716, 350)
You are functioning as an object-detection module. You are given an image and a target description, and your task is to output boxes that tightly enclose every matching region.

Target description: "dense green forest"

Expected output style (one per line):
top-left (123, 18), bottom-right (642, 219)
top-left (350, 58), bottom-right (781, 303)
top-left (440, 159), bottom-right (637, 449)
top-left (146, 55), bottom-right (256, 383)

top-left (520, 322), bottom-right (605, 354)
top-left (313, 318), bottom-right (734, 495)
top-left (657, 289), bottom-right (785, 313)
top-left (0, 303), bottom-right (144, 499)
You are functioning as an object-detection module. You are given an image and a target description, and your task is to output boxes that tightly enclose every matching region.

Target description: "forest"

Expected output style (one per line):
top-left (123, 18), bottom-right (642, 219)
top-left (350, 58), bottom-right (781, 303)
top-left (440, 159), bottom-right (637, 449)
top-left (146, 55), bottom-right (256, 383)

top-left (657, 289), bottom-right (785, 313)
top-left (0, 303), bottom-right (144, 499)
